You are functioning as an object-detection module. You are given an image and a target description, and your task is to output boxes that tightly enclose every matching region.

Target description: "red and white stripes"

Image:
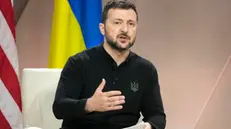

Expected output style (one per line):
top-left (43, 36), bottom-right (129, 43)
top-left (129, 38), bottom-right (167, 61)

top-left (0, 0), bottom-right (23, 129)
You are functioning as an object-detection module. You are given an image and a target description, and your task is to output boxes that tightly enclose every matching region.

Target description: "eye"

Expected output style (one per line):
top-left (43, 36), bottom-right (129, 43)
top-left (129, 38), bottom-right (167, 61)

top-left (129, 22), bottom-right (135, 26)
top-left (114, 21), bottom-right (121, 25)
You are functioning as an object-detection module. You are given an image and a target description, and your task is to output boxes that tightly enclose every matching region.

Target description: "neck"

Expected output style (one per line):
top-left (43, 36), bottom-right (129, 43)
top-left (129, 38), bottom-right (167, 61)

top-left (103, 42), bottom-right (130, 66)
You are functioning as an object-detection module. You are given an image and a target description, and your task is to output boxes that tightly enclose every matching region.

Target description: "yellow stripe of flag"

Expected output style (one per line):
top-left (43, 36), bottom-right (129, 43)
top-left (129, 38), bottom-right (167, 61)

top-left (48, 0), bottom-right (86, 68)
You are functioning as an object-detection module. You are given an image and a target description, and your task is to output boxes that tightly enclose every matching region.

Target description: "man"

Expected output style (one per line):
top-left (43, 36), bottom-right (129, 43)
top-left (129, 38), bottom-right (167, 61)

top-left (52, 0), bottom-right (166, 129)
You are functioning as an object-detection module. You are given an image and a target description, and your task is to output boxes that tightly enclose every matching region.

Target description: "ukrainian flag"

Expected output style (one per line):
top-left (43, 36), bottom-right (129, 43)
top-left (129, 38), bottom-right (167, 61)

top-left (48, 0), bottom-right (103, 68)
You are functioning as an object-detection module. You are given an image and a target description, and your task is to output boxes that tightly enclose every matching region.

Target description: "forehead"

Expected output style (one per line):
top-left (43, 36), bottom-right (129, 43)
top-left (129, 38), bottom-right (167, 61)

top-left (107, 8), bottom-right (137, 21)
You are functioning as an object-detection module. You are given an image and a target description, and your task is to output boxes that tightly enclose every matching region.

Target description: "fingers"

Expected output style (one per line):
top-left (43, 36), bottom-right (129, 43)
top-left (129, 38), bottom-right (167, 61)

top-left (96, 78), bottom-right (106, 92)
top-left (107, 105), bottom-right (123, 111)
top-left (96, 79), bottom-right (121, 97)
top-left (107, 95), bottom-right (125, 102)
top-left (108, 99), bottom-right (125, 106)
top-left (103, 90), bottom-right (122, 97)
top-left (104, 96), bottom-right (125, 111)
top-left (93, 78), bottom-right (126, 112)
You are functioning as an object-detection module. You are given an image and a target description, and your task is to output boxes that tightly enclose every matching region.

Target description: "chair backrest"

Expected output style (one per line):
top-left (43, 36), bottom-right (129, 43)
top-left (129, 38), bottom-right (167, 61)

top-left (21, 68), bottom-right (63, 129)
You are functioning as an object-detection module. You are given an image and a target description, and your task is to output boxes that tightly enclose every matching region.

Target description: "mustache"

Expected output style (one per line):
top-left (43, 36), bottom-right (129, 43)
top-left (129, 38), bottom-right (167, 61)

top-left (117, 33), bottom-right (130, 39)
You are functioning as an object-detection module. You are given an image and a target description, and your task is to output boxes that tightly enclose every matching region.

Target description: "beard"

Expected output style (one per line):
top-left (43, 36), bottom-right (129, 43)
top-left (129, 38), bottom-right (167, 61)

top-left (104, 30), bottom-right (135, 52)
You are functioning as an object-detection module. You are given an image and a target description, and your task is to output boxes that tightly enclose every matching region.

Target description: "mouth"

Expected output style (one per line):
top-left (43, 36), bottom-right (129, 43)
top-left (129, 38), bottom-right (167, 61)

top-left (118, 35), bottom-right (130, 40)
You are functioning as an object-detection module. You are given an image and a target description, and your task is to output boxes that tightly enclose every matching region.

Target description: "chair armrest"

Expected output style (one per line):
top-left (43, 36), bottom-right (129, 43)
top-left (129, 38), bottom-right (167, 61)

top-left (24, 127), bottom-right (42, 129)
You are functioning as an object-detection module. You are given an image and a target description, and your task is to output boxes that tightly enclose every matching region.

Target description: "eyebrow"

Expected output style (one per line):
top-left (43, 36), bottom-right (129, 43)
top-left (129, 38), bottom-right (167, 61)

top-left (113, 18), bottom-right (136, 23)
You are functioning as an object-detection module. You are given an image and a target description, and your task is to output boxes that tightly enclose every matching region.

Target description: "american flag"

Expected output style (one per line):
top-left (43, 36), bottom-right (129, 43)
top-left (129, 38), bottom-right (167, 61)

top-left (0, 0), bottom-right (23, 129)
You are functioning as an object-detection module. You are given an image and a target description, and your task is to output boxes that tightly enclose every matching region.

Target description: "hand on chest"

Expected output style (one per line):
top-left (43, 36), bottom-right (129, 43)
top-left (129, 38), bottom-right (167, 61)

top-left (82, 75), bottom-right (145, 111)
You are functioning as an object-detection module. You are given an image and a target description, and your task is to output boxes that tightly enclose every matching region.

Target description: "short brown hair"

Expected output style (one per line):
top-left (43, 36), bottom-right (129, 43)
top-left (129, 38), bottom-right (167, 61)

top-left (102, 0), bottom-right (138, 24)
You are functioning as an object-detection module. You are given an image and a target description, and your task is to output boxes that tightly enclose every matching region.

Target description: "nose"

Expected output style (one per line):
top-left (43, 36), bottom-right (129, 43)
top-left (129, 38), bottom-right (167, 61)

top-left (120, 24), bottom-right (128, 33)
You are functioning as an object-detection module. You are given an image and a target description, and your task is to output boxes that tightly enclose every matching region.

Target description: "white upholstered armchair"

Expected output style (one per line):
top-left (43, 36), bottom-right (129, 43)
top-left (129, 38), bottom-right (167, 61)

top-left (21, 68), bottom-right (63, 129)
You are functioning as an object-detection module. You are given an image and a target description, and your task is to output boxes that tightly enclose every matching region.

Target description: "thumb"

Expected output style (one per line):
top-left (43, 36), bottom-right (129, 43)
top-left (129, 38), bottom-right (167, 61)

top-left (96, 78), bottom-right (106, 92)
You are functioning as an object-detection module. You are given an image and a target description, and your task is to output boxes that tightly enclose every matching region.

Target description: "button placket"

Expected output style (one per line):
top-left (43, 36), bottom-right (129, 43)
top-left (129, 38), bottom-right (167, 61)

top-left (112, 68), bottom-right (118, 85)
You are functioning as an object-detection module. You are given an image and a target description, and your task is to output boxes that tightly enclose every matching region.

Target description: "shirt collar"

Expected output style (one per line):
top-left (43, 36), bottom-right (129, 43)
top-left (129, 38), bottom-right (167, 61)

top-left (98, 43), bottom-right (135, 64)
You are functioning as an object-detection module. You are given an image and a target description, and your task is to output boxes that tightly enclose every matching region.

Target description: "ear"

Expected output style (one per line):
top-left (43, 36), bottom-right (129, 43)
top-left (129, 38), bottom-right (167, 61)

top-left (99, 23), bottom-right (105, 35)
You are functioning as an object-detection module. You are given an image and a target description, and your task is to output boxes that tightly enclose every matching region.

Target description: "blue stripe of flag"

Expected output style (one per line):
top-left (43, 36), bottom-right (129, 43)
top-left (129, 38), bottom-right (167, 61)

top-left (68, 0), bottom-right (104, 48)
